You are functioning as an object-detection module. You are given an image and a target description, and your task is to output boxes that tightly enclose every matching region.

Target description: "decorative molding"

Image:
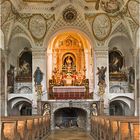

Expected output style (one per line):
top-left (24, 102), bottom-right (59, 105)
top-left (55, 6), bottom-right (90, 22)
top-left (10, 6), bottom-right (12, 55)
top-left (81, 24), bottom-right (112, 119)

top-left (1, 0), bottom-right (12, 26)
top-left (127, 0), bottom-right (140, 26)
top-left (28, 14), bottom-right (47, 40)
top-left (63, 8), bottom-right (77, 23)
top-left (32, 48), bottom-right (46, 59)
top-left (92, 13), bottom-right (112, 41)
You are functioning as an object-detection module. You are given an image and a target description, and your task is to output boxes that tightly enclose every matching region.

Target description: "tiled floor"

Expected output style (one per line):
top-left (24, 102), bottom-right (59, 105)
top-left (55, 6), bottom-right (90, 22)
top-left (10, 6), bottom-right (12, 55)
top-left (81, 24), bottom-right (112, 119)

top-left (47, 128), bottom-right (93, 140)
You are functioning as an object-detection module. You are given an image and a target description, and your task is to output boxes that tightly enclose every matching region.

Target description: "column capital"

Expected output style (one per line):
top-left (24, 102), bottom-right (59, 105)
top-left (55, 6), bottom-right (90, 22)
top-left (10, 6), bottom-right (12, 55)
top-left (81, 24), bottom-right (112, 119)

top-left (95, 49), bottom-right (108, 58)
top-left (32, 47), bottom-right (46, 59)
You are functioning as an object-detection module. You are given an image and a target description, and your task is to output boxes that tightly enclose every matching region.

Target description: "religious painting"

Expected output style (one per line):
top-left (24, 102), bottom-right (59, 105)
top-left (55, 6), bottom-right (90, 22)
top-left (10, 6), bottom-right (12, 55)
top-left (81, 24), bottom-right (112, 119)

top-left (18, 50), bottom-right (32, 77)
top-left (109, 50), bottom-right (123, 73)
top-left (109, 49), bottom-right (127, 81)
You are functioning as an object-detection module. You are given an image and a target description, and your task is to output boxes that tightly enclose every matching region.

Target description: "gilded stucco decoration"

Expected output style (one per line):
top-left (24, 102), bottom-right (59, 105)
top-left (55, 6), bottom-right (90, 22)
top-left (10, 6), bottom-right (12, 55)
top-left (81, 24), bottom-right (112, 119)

top-left (29, 14), bottom-right (47, 40)
top-left (63, 8), bottom-right (77, 23)
top-left (1, 0), bottom-right (12, 26)
top-left (92, 13), bottom-right (112, 41)
top-left (100, 0), bottom-right (123, 14)
top-left (127, 0), bottom-right (140, 25)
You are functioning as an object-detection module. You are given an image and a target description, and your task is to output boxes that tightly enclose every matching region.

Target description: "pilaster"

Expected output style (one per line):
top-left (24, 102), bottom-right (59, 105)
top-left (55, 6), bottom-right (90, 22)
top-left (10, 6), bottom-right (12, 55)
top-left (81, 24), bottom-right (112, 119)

top-left (32, 47), bottom-right (47, 114)
top-left (94, 47), bottom-right (109, 115)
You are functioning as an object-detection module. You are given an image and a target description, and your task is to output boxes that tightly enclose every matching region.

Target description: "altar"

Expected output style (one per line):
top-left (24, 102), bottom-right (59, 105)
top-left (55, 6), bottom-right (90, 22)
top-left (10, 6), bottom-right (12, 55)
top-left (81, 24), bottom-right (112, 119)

top-left (49, 86), bottom-right (92, 100)
top-left (53, 86), bottom-right (86, 93)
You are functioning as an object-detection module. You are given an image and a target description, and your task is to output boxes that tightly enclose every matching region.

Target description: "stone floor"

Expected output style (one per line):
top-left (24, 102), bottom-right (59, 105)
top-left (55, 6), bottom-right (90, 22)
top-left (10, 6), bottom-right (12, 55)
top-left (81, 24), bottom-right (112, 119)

top-left (47, 128), bottom-right (93, 140)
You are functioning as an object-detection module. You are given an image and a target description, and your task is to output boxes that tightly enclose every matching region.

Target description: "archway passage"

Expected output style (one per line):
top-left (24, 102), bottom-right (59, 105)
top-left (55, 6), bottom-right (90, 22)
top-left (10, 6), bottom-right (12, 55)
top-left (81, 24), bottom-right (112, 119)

top-left (109, 100), bottom-right (130, 116)
top-left (47, 31), bottom-right (94, 99)
top-left (20, 102), bottom-right (32, 116)
top-left (54, 107), bottom-right (87, 130)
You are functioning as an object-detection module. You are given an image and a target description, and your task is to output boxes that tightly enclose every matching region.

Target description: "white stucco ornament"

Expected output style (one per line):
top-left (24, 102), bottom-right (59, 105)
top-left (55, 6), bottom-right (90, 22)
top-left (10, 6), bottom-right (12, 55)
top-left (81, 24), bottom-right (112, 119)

top-left (128, 0), bottom-right (140, 25)
top-left (1, 0), bottom-right (11, 25)
top-left (92, 13), bottom-right (111, 41)
top-left (29, 14), bottom-right (47, 40)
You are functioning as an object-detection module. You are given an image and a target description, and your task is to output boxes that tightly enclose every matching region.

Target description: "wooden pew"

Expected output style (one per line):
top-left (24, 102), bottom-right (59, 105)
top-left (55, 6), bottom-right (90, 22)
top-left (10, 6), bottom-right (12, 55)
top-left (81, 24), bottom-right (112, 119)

top-left (90, 116), bottom-right (139, 140)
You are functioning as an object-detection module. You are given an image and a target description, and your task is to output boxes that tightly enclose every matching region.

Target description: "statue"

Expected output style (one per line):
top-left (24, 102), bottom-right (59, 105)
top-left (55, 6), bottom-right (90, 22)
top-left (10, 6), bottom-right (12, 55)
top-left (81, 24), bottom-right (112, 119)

top-left (34, 67), bottom-right (43, 85)
top-left (128, 67), bottom-right (135, 85)
top-left (97, 66), bottom-right (107, 85)
top-left (65, 56), bottom-right (73, 67)
top-left (91, 103), bottom-right (98, 116)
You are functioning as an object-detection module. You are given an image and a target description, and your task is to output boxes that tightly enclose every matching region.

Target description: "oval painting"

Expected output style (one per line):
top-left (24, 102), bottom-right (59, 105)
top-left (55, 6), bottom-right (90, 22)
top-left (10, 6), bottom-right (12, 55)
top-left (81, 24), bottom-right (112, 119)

top-left (128, 0), bottom-right (140, 25)
top-left (92, 13), bottom-right (111, 41)
top-left (1, 1), bottom-right (11, 25)
top-left (29, 15), bottom-right (47, 40)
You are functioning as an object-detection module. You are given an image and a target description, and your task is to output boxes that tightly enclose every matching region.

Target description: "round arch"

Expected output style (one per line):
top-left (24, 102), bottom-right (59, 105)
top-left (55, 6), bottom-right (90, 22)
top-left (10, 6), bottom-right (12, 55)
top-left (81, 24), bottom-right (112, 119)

top-left (53, 107), bottom-right (87, 130)
top-left (45, 29), bottom-right (95, 94)
top-left (43, 28), bottom-right (95, 50)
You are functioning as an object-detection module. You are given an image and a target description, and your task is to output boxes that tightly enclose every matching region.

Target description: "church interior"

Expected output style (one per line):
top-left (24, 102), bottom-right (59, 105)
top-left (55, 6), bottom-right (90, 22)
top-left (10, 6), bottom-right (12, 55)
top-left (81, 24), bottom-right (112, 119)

top-left (0, 0), bottom-right (140, 139)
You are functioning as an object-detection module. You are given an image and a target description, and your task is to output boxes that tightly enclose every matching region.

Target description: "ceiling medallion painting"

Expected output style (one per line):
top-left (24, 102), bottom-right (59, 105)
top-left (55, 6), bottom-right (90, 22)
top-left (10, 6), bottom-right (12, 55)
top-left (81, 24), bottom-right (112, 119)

top-left (100, 0), bottom-right (123, 14)
top-left (92, 13), bottom-right (111, 41)
top-left (1, 0), bottom-right (12, 26)
top-left (127, 0), bottom-right (140, 25)
top-left (23, 0), bottom-right (54, 2)
top-left (63, 8), bottom-right (77, 23)
top-left (29, 14), bottom-right (47, 40)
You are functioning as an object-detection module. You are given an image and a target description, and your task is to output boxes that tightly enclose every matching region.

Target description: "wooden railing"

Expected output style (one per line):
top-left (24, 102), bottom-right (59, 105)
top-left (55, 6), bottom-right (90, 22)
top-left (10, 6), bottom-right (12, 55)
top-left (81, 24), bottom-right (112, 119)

top-left (91, 116), bottom-right (140, 140)
top-left (1, 115), bottom-right (50, 140)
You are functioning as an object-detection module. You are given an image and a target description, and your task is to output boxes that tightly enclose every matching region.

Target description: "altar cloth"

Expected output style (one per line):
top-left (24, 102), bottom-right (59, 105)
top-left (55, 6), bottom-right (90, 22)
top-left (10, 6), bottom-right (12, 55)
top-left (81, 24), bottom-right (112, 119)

top-left (52, 86), bottom-right (86, 93)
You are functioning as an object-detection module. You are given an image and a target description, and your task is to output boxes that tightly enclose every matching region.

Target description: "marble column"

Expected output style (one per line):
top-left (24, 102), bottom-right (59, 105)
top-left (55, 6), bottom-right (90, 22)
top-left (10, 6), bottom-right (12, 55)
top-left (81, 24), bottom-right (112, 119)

top-left (32, 47), bottom-right (47, 115)
top-left (94, 48), bottom-right (110, 115)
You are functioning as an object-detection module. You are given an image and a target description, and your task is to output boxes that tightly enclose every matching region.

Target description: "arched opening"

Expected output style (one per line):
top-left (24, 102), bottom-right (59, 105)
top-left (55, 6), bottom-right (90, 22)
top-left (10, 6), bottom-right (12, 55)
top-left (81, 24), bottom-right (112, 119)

top-left (109, 100), bottom-right (130, 116)
top-left (8, 97), bottom-right (32, 116)
top-left (46, 30), bottom-right (94, 99)
top-left (54, 107), bottom-right (87, 130)
top-left (20, 102), bottom-right (32, 116)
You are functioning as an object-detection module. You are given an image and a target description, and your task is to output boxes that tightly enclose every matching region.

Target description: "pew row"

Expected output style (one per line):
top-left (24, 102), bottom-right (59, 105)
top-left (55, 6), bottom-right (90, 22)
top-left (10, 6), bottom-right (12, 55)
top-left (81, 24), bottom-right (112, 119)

top-left (91, 116), bottom-right (140, 140)
top-left (1, 115), bottom-right (50, 140)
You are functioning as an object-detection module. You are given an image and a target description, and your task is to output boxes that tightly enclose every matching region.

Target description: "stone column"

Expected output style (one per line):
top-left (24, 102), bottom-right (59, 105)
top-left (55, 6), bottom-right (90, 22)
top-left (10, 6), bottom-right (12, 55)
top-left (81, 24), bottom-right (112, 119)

top-left (32, 47), bottom-right (47, 115)
top-left (0, 49), bottom-right (8, 116)
top-left (135, 29), bottom-right (140, 116)
top-left (94, 48), bottom-right (110, 115)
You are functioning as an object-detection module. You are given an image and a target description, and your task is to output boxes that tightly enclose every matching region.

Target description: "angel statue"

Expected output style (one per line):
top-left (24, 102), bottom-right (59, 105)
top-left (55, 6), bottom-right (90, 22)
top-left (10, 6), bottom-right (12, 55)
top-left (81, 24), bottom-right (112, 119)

top-left (96, 66), bottom-right (107, 85)
top-left (34, 67), bottom-right (43, 85)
